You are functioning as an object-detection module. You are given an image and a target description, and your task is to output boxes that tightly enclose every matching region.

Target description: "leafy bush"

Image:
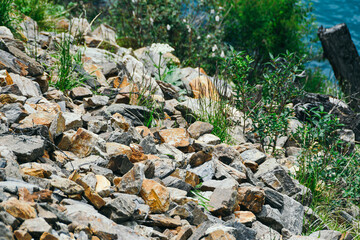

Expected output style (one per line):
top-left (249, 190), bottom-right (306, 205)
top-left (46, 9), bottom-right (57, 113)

top-left (14, 0), bottom-right (64, 29)
top-left (0, 0), bottom-right (16, 32)
top-left (222, 0), bottom-right (313, 73)
top-left (104, 0), bottom-right (226, 74)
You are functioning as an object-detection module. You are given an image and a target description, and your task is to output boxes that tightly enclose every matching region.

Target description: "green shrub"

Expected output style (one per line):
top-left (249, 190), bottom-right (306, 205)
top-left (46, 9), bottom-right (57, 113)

top-left (222, 0), bottom-right (313, 74)
top-left (104, 0), bottom-right (226, 74)
top-left (0, 0), bottom-right (16, 32)
top-left (252, 52), bottom-right (304, 154)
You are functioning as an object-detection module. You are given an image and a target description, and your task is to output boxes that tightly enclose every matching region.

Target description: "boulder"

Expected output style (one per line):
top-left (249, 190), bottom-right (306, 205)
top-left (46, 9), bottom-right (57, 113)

top-left (0, 135), bottom-right (44, 162)
top-left (140, 179), bottom-right (170, 213)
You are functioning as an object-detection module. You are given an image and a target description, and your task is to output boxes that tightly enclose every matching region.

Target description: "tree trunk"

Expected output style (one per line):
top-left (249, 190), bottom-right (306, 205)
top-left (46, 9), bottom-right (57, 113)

top-left (318, 23), bottom-right (360, 111)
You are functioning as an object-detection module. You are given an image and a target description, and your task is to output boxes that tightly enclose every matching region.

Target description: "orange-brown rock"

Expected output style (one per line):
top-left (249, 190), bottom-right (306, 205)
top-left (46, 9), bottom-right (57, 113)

top-left (111, 113), bottom-right (130, 131)
top-left (70, 128), bottom-right (106, 158)
top-left (22, 167), bottom-right (52, 178)
top-left (237, 186), bottom-right (265, 213)
top-left (19, 112), bottom-right (56, 128)
top-left (75, 178), bottom-right (106, 210)
top-left (158, 128), bottom-right (191, 148)
top-left (18, 188), bottom-right (53, 203)
top-left (140, 179), bottom-right (170, 213)
top-left (1, 198), bottom-right (37, 219)
top-left (116, 164), bottom-right (144, 195)
top-left (135, 126), bottom-right (152, 137)
top-left (40, 232), bottom-right (59, 240)
top-left (28, 102), bottom-right (61, 114)
top-left (170, 169), bottom-right (199, 188)
top-left (14, 230), bottom-right (32, 240)
top-left (243, 160), bottom-right (258, 172)
top-left (83, 63), bottom-right (108, 87)
top-left (189, 151), bottom-right (212, 167)
top-left (0, 69), bottom-right (13, 86)
top-left (148, 214), bottom-right (182, 228)
top-left (234, 211), bottom-right (256, 224)
top-left (130, 144), bottom-right (147, 163)
top-left (106, 142), bottom-right (132, 159)
top-left (204, 230), bottom-right (236, 240)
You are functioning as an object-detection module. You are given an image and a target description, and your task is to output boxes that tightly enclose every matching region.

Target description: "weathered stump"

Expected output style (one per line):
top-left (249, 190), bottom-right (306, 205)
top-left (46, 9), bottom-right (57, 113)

top-left (318, 23), bottom-right (360, 110)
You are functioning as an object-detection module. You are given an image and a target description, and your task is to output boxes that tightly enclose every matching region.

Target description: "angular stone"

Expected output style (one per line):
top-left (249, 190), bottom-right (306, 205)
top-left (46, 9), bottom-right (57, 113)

top-left (240, 149), bottom-right (266, 165)
top-left (140, 179), bottom-right (170, 213)
top-left (69, 128), bottom-right (106, 158)
top-left (213, 144), bottom-right (243, 165)
top-left (0, 50), bottom-right (28, 76)
top-left (0, 146), bottom-right (22, 180)
top-left (0, 102), bottom-right (27, 123)
top-left (148, 214), bottom-right (182, 228)
top-left (14, 230), bottom-right (32, 240)
top-left (74, 176), bottom-right (106, 210)
top-left (1, 198), bottom-right (37, 219)
top-left (84, 95), bottom-right (109, 108)
top-left (264, 187), bottom-right (284, 209)
top-left (189, 150), bottom-right (213, 167)
top-left (255, 205), bottom-right (284, 232)
top-left (209, 187), bottom-right (239, 216)
top-left (50, 177), bottom-right (84, 195)
top-left (255, 162), bottom-right (300, 197)
top-left (95, 175), bottom-right (111, 195)
top-left (238, 186), bottom-right (265, 213)
top-left (201, 178), bottom-right (238, 192)
top-left (105, 104), bottom-right (150, 127)
top-left (130, 144), bottom-right (147, 163)
top-left (234, 211), bottom-right (256, 225)
top-left (107, 154), bottom-right (133, 175)
top-left (64, 199), bottom-right (147, 240)
top-left (19, 217), bottom-right (52, 237)
top-left (106, 142), bottom-right (132, 159)
top-left (309, 230), bottom-right (342, 240)
top-left (252, 221), bottom-right (281, 240)
top-left (188, 121), bottom-right (214, 139)
top-left (111, 113), bottom-right (130, 131)
top-left (0, 135), bottom-right (44, 162)
top-left (49, 112), bottom-right (65, 139)
top-left (88, 119), bottom-right (108, 134)
top-left (214, 160), bottom-right (247, 183)
top-left (7, 45), bottom-right (44, 77)
top-left (62, 112), bottom-right (83, 131)
top-left (156, 143), bottom-right (186, 167)
top-left (140, 135), bottom-right (157, 154)
top-left (0, 70), bottom-right (13, 86)
top-left (10, 73), bottom-right (41, 97)
top-left (116, 164), bottom-right (144, 195)
top-left (39, 232), bottom-right (59, 240)
top-left (158, 128), bottom-right (191, 148)
top-left (101, 193), bottom-right (137, 223)
top-left (189, 160), bottom-right (215, 182)
top-left (70, 86), bottom-right (92, 100)
top-left (106, 131), bottom-right (132, 146)
top-left (198, 134), bottom-right (221, 145)
top-left (204, 229), bottom-right (236, 240)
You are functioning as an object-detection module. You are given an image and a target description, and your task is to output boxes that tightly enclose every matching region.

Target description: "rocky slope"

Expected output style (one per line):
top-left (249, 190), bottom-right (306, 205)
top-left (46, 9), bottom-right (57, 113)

top-left (0, 17), bottom-right (357, 240)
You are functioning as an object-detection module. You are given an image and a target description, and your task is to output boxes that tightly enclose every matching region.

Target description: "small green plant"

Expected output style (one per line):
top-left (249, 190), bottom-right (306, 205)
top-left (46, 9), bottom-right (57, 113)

top-left (190, 183), bottom-right (212, 211)
top-left (252, 52), bottom-right (304, 154)
top-left (222, 50), bottom-right (256, 134)
top-left (52, 33), bottom-right (85, 93)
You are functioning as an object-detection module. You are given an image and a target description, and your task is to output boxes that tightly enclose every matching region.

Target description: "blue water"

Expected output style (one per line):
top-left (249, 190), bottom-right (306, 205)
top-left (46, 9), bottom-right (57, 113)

top-left (311, 0), bottom-right (360, 79)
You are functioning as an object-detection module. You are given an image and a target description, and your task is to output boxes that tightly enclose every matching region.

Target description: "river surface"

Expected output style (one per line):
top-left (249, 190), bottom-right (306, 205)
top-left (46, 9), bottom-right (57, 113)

top-left (311, 0), bottom-right (360, 79)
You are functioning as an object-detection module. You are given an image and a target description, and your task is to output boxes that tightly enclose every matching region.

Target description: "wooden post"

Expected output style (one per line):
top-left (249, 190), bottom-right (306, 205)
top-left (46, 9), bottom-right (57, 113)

top-left (318, 23), bottom-right (360, 110)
